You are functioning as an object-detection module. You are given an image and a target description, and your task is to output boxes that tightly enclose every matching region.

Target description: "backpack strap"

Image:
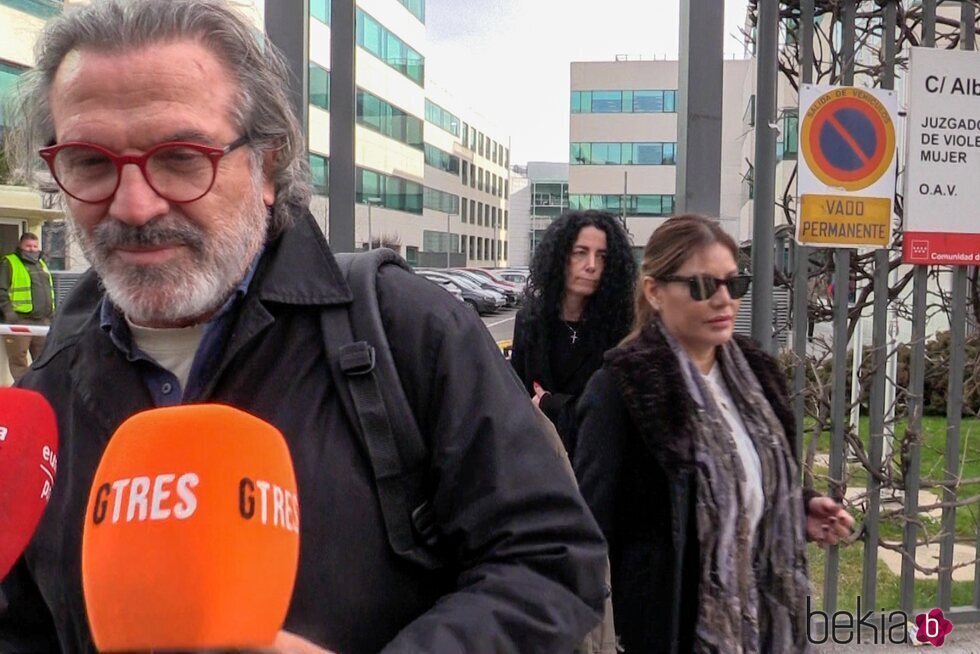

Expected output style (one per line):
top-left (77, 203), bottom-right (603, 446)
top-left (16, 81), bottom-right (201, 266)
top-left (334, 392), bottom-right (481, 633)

top-left (321, 248), bottom-right (444, 570)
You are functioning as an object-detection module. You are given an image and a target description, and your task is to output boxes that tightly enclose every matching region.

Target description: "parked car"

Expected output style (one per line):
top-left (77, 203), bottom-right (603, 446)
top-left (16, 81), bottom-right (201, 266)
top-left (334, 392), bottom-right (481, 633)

top-left (460, 268), bottom-right (525, 304)
top-left (449, 269), bottom-right (520, 307)
top-left (496, 270), bottom-right (530, 288)
top-left (416, 270), bottom-right (502, 314)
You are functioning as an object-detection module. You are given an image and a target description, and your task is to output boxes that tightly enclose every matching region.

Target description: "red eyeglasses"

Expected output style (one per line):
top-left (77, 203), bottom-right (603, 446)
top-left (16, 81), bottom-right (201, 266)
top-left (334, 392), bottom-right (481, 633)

top-left (38, 136), bottom-right (250, 204)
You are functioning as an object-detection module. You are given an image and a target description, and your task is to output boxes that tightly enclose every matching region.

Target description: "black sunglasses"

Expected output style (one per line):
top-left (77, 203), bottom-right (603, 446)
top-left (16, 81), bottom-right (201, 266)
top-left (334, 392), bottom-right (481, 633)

top-left (657, 274), bottom-right (752, 301)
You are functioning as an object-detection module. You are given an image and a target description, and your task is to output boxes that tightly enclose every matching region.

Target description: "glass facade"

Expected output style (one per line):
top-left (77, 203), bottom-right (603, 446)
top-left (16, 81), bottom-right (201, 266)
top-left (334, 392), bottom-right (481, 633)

top-left (424, 99), bottom-right (460, 137)
top-left (357, 167), bottom-right (423, 214)
top-left (530, 181), bottom-right (569, 219)
top-left (570, 142), bottom-right (677, 165)
top-left (0, 61), bottom-right (27, 129)
top-left (569, 194), bottom-right (675, 216)
top-left (309, 154), bottom-right (329, 194)
top-left (423, 230), bottom-right (460, 253)
top-left (0, 0), bottom-right (61, 19)
top-left (358, 89), bottom-right (423, 149)
top-left (423, 186), bottom-right (459, 214)
top-left (357, 9), bottom-right (424, 86)
top-left (309, 64), bottom-right (329, 110)
top-left (310, 0), bottom-right (330, 24)
top-left (424, 143), bottom-right (460, 175)
top-left (571, 89), bottom-right (677, 114)
top-left (397, 0), bottom-right (424, 22)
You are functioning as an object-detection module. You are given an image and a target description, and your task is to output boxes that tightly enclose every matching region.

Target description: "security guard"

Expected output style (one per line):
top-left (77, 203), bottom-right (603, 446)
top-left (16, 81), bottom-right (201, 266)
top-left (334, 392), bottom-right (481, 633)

top-left (0, 232), bottom-right (54, 381)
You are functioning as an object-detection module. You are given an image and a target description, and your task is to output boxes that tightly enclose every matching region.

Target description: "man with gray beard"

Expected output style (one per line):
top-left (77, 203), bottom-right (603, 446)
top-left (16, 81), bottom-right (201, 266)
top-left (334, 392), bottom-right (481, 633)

top-left (0, 1), bottom-right (607, 653)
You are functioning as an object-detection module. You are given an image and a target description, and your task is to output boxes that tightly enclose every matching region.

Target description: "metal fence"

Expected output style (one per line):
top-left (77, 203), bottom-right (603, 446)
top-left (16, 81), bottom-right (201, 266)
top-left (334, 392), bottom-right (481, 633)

top-left (752, 0), bottom-right (980, 622)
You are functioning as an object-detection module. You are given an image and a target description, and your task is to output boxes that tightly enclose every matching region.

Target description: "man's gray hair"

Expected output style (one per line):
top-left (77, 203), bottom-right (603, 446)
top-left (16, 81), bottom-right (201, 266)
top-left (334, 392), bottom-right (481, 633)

top-left (5, 0), bottom-right (310, 238)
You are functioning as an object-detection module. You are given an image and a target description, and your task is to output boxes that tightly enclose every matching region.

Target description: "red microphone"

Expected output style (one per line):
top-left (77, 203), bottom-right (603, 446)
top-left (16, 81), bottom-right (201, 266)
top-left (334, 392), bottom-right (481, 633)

top-left (82, 404), bottom-right (300, 652)
top-left (0, 388), bottom-right (59, 581)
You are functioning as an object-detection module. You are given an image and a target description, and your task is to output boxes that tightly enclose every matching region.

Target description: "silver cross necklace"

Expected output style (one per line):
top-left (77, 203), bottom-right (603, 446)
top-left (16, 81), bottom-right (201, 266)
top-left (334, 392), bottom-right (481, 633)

top-left (562, 320), bottom-right (579, 345)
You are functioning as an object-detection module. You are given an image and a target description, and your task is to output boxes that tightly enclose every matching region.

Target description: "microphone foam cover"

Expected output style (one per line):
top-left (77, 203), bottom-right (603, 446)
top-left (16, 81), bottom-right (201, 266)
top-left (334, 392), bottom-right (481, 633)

top-left (0, 388), bottom-right (58, 581)
top-left (82, 404), bottom-right (300, 652)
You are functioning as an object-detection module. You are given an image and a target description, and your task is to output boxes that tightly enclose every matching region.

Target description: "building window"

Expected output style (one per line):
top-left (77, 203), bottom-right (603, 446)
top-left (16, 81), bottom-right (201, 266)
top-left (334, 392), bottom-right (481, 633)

top-left (424, 143), bottom-right (460, 174)
top-left (571, 89), bottom-right (678, 114)
top-left (461, 198), bottom-right (468, 222)
top-left (0, 60), bottom-right (28, 129)
top-left (779, 109), bottom-right (799, 160)
top-left (570, 142), bottom-right (677, 165)
top-left (423, 187), bottom-right (459, 214)
top-left (0, 0), bottom-right (62, 19)
top-left (423, 230), bottom-right (459, 253)
top-left (358, 89), bottom-right (423, 149)
top-left (406, 245), bottom-right (419, 266)
top-left (461, 122), bottom-right (469, 148)
top-left (568, 194), bottom-right (675, 217)
top-left (309, 64), bottom-right (329, 110)
top-left (504, 210), bottom-right (508, 230)
top-left (424, 99), bottom-right (460, 137)
top-left (310, 0), bottom-right (330, 24)
top-left (397, 0), bottom-right (424, 23)
top-left (356, 167), bottom-right (423, 214)
top-left (356, 9), bottom-right (424, 86)
top-left (309, 154), bottom-right (329, 194)
top-left (469, 199), bottom-right (476, 224)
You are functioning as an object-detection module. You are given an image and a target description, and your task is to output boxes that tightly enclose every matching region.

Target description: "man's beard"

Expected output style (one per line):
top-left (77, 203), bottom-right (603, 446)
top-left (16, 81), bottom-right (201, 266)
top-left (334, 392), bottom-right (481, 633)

top-left (70, 189), bottom-right (268, 327)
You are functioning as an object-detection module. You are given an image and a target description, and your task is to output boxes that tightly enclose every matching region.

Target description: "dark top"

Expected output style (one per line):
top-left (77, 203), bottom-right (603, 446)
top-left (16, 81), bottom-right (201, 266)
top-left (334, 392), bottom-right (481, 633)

top-left (510, 311), bottom-right (606, 456)
top-left (0, 208), bottom-right (608, 654)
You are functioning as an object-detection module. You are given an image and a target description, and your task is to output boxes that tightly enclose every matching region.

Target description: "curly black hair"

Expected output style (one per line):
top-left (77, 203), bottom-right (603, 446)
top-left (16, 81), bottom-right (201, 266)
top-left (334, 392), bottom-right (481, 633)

top-left (519, 210), bottom-right (636, 351)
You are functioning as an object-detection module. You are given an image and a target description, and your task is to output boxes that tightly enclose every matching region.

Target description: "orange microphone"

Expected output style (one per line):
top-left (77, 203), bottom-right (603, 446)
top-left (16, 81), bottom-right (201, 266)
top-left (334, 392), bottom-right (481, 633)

top-left (82, 404), bottom-right (300, 652)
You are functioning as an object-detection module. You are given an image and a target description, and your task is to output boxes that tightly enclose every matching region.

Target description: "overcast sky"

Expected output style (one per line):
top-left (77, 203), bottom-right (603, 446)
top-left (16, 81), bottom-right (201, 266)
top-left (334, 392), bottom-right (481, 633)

top-left (424, 1), bottom-right (749, 165)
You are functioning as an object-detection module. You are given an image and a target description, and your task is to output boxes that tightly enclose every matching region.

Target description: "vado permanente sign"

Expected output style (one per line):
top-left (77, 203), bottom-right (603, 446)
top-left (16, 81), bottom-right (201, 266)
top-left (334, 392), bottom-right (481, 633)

top-left (797, 84), bottom-right (898, 249)
top-left (904, 47), bottom-right (980, 265)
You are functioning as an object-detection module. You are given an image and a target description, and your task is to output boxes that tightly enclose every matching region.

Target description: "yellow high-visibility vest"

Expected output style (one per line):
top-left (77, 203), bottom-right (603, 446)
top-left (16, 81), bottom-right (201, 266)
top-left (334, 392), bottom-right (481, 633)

top-left (5, 254), bottom-right (54, 314)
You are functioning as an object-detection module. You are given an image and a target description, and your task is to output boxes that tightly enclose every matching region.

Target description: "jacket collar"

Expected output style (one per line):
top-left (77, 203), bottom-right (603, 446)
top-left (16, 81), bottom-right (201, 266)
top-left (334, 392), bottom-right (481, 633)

top-left (603, 324), bottom-right (794, 470)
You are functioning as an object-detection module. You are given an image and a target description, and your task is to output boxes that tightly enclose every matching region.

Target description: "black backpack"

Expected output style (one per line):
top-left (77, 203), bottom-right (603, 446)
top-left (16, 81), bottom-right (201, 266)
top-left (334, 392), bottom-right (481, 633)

top-left (320, 248), bottom-right (444, 570)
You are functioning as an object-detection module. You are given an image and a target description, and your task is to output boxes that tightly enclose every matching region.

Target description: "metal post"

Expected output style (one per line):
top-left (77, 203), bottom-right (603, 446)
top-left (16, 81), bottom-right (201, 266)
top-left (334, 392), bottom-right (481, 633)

top-left (862, 0), bottom-right (897, 611)
top-left (676, 0), bottom-right (723, 216)
top-left (265, 0), bottom-right (309, 153)
top-left (901, 0), bottom-right (935, 616)
top-left (329, 0), bottom-right (356, 252)
top-left (750, 0), bottom-right (778, 351)
top-left (793, 0), bottom-right (816, 458)
top-left (823, 0), bottom-right (856, 616)
top-left (940, 2), bottom-right (975, 610)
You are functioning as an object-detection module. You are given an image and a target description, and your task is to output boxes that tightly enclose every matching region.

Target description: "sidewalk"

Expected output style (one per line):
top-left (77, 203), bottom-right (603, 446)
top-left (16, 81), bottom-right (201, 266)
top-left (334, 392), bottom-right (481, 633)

top-left (814, 620), bottom-right (980, 652)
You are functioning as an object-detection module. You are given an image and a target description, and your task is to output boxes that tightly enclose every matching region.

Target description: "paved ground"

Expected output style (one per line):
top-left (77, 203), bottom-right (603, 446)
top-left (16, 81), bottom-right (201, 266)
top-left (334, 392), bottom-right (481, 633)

top-left (814, 619), bottom-right (980, 652)
top-left (481, 306), bottom-right (517, 345)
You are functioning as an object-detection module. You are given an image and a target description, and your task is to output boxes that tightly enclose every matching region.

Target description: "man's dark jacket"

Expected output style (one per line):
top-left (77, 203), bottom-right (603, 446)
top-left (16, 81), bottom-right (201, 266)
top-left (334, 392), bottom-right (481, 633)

top-left (0, 210), bottom-right (607, 653)
top-left (572, 325), bottom-right (816, 654)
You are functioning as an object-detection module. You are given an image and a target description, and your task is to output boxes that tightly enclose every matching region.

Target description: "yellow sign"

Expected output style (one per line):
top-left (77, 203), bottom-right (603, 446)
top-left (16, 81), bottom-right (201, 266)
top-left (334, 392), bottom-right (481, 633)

top-left (798, 195), bottom-right (891, 247)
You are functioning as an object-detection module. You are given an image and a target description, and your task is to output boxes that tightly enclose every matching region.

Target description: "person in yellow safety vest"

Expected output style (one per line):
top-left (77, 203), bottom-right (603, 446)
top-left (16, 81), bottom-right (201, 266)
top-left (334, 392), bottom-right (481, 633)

top-left (0, 232), bottom-right (55, 381)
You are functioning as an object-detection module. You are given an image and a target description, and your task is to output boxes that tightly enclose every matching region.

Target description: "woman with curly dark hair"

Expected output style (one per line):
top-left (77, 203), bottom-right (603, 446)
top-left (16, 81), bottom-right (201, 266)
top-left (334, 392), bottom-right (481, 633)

top-left (510, 210), bottom-right (635, 455)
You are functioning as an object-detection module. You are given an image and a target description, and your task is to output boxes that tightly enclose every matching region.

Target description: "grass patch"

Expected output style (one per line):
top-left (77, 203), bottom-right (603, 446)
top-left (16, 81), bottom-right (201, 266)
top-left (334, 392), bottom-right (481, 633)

top-left (804, 416), bottom-right (980, 611)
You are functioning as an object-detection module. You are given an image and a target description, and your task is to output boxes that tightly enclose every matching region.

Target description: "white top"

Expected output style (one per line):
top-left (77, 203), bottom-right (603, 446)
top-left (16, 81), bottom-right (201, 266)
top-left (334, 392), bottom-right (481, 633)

top-left (126, 317), bottom-right (206, 395)
top-left (702, 364), bottom-right (764, 535)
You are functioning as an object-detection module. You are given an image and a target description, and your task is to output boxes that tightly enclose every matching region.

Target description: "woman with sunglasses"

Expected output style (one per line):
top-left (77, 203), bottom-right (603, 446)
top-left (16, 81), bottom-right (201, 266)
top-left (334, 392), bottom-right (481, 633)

top-left (510, 209), bottom-right (635, 456)
top-left (573, 214), bottom-right (852, 653)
